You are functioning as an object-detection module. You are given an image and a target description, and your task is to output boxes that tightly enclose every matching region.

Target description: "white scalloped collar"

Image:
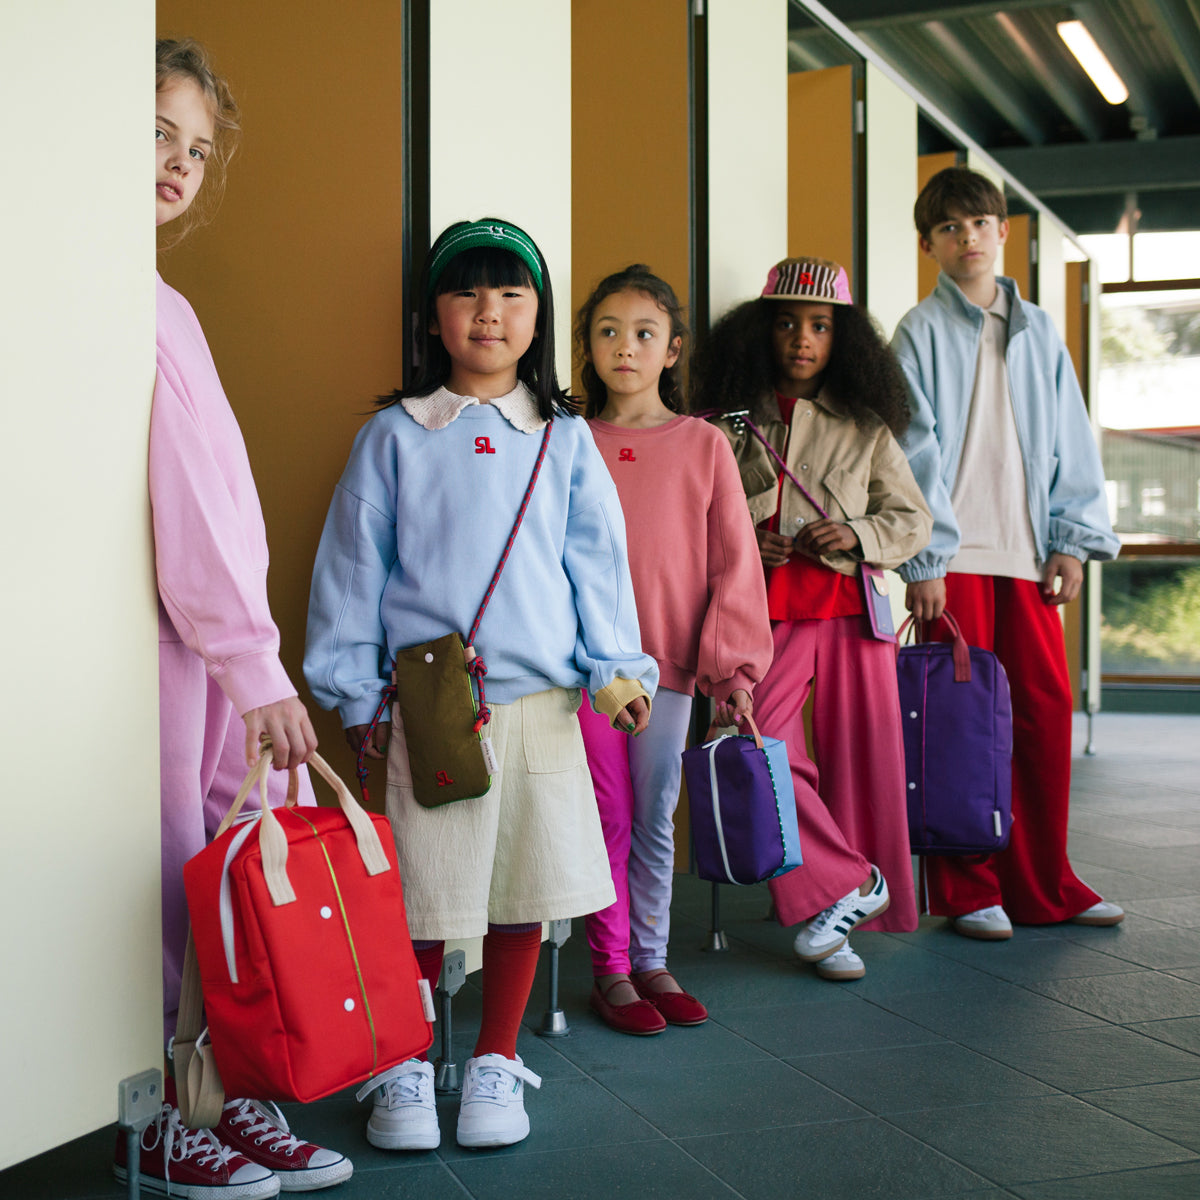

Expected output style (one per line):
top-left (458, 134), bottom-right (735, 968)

top-left (401, 383), bottom-right (546, 433)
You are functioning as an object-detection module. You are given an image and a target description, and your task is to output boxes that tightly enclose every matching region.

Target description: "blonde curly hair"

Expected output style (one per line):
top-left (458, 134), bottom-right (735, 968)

top-left (156, 38), bottom-right (241, 246)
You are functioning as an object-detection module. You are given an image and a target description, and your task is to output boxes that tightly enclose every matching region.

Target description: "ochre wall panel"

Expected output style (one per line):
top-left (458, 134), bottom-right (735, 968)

top-left (1006, 213), bottom-right (1033, 299)
top-left (156, 2), bottom-right (405, 781)
top-left (788, 67), bottom-right (854, 273)
top-left (571, 0), bottom-right (690, 384)
top-left (917, 151), bottom-right (958, 299)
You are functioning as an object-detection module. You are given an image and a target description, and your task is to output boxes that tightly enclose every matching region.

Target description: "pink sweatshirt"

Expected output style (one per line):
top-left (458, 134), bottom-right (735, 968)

top-left (151, 274), bottom-right (297, 716)
top-left (588, 415), bottom-right (773, 701)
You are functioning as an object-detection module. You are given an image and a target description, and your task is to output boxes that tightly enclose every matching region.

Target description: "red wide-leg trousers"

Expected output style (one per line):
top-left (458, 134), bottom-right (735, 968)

top-left (924, 574), bottom-right (1101, 923)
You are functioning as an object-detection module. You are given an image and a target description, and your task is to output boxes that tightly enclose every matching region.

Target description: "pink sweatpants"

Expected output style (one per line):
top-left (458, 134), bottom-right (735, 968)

top-left (759, 617), bottom-right (918, 931)
top-left (159, 638), bottom-right (313, 1040)
top-left (578, 688), bottom-right (695, 975)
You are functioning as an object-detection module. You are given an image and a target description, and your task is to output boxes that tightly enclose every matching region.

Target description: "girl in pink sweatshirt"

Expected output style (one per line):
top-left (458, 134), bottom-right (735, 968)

top-left (134, 38), bottom-right (350, 1196)
top-left (573, 265), bottom-right (774, 1035)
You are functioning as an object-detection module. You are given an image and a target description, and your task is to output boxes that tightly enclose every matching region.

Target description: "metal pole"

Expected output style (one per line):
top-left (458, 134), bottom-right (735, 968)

top-left (703, 881), bottom-right (728, 952)
top-left (537, 919), bottom-right (571, 1037)
top-left (434, 949), bottom-right (466, 1093)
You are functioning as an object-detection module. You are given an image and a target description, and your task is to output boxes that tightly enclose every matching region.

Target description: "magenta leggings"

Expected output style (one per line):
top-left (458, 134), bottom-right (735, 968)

top-left (578, 688), bottom-right (695, 976)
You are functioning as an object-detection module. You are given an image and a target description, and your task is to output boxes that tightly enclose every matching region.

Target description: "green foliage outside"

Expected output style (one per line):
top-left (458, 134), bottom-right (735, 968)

top-left (1102, 562), bottom-right (1200, 673)
top-left (1101, 303), bottom-right (1200, 366)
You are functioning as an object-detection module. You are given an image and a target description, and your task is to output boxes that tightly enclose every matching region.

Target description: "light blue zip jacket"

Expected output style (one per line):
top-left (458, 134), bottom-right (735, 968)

top-left (891, 273), bottom-right (1120, 582)
top-left (305, 391), bottom-right (657, 729)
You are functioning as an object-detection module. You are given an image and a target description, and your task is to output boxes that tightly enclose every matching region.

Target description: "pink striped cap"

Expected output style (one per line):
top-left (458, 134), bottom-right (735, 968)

top-left (761, 257), bottom-right (852, 305)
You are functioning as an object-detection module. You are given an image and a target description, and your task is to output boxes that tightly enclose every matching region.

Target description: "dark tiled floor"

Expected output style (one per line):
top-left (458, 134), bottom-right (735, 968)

top-left (6, 714), bottom-right (1200, 1199)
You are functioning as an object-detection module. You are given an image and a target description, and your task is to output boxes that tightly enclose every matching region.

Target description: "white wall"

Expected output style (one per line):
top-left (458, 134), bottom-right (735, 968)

top-left (864, 63), bottom-right (917, 338)
top-left (429, 0), bottom-right (572, 384)
top-left (1038, 221), bottom-right (1069, 340)
top-left (0, 0), bottom-right (161, 1168)
top-left (428, 0), bottom-right (572, 975)
top-left (707, 0), bottom-right (788, 318)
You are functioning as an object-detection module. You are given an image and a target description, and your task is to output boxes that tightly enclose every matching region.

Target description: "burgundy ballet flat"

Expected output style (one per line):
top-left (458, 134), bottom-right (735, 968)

top-left (590, 979), bottom-right (666, 1036)
top-left (631, 970), bottom-right (708, 1026)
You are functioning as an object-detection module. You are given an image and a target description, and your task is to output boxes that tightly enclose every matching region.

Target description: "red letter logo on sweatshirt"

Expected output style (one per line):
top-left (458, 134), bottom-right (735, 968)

top-left (618, 448), bottom-right (636, 462)
top-left (475, 437), bottom-right (496, 455)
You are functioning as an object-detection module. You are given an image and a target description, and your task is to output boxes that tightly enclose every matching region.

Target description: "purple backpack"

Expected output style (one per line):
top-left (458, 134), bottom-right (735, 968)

top-left (682, 717), bottom-right (803, 885)
top-left (896, 612), bottom-right (1013, 856)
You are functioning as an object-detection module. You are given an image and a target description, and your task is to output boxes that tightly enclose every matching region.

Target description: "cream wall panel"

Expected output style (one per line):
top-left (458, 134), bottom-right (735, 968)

top-left (0, 0), bottom-right (160, 1168)
top-left (429, 0), bottom-right (572, 382)
top-left (429, 0), bottom-right (571, 974)
top-left (1039, 223), bottom-right (1068, 341)
top-left (865, 63), bottom-right (917, 338)
top-left (708, 0), bottom-right (788, 318)
top-left (966, 148), bottom-right (1006, 278)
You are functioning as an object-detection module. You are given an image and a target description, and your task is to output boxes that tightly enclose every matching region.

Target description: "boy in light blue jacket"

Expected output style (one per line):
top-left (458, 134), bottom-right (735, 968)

top-left (892, 167), bottom-right (1122, 940)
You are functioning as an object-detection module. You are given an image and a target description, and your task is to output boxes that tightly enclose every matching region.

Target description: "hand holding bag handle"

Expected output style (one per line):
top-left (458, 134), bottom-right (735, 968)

top-left (702, 713), bottom-right (767, 748)
top-left (175, 742), bottom-right (389, 1127)
top-left (214, 747), bottom-right (392, 907)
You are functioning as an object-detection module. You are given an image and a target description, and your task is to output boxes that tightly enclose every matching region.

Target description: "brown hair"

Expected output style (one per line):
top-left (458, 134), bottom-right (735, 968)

top-left (156, 38), bottom-right (241, 245)
top-left (913, 167), bottom-right (1007, 240)
top-left (573, 265), bottom-right (689, 419)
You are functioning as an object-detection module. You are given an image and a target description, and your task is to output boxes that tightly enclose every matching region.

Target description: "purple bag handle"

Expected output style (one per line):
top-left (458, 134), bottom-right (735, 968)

top-left (896, 609), bottom-right (973, 682)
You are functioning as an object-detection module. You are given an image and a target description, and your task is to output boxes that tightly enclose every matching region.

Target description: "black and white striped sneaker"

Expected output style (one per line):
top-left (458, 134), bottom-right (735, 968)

top-left (793, 866), bottom-right (889, 962)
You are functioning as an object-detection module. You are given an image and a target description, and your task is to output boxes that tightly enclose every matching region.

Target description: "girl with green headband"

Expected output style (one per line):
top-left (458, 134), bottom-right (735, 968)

top-left (306, 219), bottom-right (657, 1152)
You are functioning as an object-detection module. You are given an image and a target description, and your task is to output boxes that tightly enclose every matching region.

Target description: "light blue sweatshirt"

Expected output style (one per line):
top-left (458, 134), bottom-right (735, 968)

top-left (304, 385), bottom-right (658, 729)
top-left (891, 273), bottom-right (1120, 582)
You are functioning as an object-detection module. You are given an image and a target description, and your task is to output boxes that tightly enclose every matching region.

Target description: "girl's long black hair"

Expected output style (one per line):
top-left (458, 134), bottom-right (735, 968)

top-left (690, 297), bottom-right (911, 437)
top-left (573, 264), bottom-right (689, 419)
top-left (377, 220), bottom-right (574, 421)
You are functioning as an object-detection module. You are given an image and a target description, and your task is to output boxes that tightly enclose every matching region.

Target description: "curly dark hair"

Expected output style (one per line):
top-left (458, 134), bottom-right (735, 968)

top-left (573, 265), bottom-right (689, 419)
top-left (690, 297), bottom-right (910, 437)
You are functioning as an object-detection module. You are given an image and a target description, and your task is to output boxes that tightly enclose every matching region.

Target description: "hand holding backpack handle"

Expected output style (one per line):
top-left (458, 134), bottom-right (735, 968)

top-left (897, 610), bottom-right (972, 682)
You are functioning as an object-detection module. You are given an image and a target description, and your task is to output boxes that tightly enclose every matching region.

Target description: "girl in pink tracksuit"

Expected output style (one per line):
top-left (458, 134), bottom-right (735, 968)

top-left (695, 256), bottom-right (932, 982)
top-left (573, 265), bottom-right (774, 1035)
top-left (131, 37), bottom-right (350, 1196)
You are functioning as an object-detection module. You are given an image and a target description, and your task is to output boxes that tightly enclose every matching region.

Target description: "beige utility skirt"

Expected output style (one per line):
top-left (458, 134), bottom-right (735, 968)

top-left (385, 686), bottom-right (616, 940)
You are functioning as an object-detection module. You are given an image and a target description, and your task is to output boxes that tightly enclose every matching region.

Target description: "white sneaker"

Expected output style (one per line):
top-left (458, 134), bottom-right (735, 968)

top-left (1070, 900), bottom-right (1125, 926)
top-left (793, 866), bottom-right (890, 962)
top-left (952, 904), bottom-right (1013, 940)
top-left (814, 941), bottom-right (865, 981)
top-left (356, 1059), bottom-right (439, 1150)
top-left (456, 1053), bottom-right (542, 1148)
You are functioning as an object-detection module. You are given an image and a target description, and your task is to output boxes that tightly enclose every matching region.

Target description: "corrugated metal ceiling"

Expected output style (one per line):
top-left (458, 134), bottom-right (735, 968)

top-left (787, 1), bottom-right (1200, 231)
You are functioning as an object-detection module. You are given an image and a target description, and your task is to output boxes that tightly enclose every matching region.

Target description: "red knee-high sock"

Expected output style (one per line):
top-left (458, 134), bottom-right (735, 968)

top-left (474, 927), bottom-right (542, 1059)
top-left (412, 942), bottom-right (444, 1062)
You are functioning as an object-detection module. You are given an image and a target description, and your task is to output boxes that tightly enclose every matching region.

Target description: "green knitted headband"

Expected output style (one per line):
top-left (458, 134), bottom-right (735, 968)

top-left (426, 220), bottom-right (544, 295)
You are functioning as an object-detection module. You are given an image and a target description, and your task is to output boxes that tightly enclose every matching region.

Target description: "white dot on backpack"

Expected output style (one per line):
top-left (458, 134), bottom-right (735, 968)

top-left (909, 711), bottom-right (918, 719)
top-left (320, 906), bottom-right (332, 919)
top-left (908, 782), bottom-right (916, 790)
top-left (344, 998), bottom-right (355, 1012)
top-left (424, 652), bottom-right (434, 663)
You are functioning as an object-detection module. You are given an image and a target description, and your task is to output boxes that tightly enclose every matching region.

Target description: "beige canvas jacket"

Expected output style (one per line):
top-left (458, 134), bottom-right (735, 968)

top-left (710, 390), bottom-right (932, 576)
